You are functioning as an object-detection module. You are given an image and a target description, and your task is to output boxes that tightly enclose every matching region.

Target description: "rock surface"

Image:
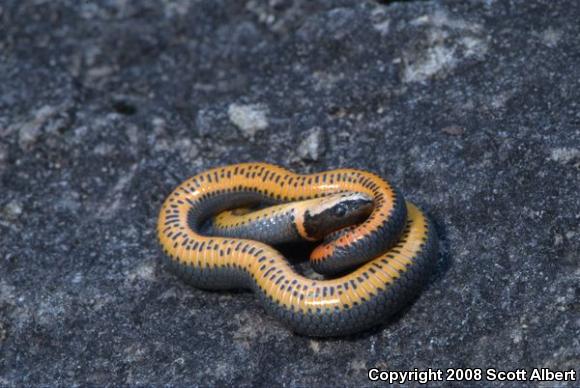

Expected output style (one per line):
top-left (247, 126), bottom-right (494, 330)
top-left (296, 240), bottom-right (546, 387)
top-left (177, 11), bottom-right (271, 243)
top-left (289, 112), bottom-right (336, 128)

top-left (1, 0), bottom-right (579, 386)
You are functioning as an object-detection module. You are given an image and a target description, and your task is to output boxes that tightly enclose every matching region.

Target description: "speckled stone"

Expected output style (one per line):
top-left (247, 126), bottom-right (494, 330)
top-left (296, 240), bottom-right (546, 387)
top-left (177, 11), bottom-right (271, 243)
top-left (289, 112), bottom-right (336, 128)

top-left (0, 0), bottom-right (578, 386)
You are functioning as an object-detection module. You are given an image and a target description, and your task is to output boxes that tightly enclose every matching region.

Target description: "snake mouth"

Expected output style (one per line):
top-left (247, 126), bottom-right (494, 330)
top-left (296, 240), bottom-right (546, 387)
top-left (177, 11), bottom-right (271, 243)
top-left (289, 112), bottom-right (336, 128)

top-left (302, 192), bottom-right (373, 240)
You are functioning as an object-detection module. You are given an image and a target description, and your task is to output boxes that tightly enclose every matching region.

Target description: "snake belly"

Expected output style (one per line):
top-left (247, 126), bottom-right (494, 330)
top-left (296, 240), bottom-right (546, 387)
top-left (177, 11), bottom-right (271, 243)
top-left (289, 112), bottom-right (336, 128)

top-left (157, 163), bottom-right (438, 337)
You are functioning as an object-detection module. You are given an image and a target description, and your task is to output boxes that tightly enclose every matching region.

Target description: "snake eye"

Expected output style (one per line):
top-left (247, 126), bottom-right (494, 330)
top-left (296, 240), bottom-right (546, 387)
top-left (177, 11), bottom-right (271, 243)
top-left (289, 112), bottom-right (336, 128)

top-left (333, 204), bottom-right (348, 217)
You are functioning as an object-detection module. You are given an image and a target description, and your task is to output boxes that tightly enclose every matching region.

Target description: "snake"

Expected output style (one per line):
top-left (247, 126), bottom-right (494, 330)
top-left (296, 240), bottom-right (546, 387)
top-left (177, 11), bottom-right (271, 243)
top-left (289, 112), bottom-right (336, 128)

top-left (157, 163), bottom-right (438, 337)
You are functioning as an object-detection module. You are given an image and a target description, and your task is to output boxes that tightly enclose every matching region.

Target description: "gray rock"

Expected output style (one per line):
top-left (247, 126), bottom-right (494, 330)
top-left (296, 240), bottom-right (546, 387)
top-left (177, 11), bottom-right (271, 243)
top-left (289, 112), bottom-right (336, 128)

top-left (228, 103), bottom-right (270, 140)
top-left (0, 0), bottom-right (578, 386)
top-left (1, 200), bottom-right (22, 221)
top-left (298, 127), bottom-right (326, 161)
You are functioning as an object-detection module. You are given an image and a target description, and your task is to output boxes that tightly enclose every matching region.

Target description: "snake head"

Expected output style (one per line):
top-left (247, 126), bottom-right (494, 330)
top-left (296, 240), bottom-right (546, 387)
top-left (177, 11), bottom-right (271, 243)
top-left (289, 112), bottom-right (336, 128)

top-left (301, 192), bottom-right (373, 240)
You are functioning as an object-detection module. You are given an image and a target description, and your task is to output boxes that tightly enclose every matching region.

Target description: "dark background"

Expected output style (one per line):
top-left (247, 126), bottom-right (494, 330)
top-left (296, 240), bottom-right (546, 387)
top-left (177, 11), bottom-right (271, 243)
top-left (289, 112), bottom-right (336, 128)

top-left (1, 0), bottom-right (578, 386)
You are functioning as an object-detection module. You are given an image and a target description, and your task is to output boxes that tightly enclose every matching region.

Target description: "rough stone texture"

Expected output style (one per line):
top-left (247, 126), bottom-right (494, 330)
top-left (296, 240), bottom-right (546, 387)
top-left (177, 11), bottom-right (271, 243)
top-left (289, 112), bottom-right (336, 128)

top-left (1, 0), bottom-right (579, 386)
